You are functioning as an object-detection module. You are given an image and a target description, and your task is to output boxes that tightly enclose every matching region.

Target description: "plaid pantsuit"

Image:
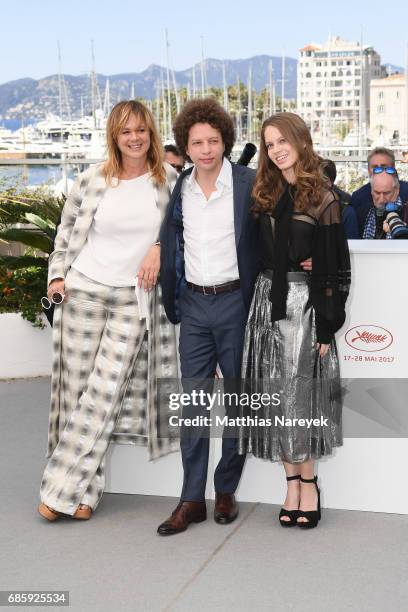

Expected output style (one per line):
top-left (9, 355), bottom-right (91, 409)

top-left (41, 268), bottom-right (147, 513)
top-left (41, 163), bottom-right (180, 514)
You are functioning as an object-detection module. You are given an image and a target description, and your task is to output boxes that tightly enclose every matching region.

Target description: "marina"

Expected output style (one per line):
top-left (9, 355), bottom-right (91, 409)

top-left (1, 151), bottom-right (408, 196)
top-left (1, 35), bottom-right (408, 193)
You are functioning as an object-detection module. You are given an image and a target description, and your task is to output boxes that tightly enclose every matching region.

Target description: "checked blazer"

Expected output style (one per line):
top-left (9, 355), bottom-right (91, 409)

top-left (47, 163), bottom-right (180, 460)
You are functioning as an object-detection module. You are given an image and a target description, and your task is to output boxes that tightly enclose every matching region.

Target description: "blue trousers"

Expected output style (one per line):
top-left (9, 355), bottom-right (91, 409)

top-left (178, 287), bottom-right (247, 502)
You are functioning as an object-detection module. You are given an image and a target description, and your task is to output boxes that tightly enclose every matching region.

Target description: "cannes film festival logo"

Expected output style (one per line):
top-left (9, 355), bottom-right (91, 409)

top-left (345, 325), bottom-right (393, 352)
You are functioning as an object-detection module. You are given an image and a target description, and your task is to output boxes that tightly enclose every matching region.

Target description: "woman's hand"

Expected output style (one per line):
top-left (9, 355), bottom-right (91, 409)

top-left (47, 278), bottom-right (65, 300)
top-left (137, 245), bottom-right (160, 291)
top-left (316, 343), bottom-right (330, 357)
top-left (300, 257), bottom-right (312, 271)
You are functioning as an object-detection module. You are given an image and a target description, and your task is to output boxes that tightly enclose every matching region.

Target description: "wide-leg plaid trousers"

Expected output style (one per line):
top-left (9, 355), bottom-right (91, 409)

top-left (40, 268), bottom-right (146, 515)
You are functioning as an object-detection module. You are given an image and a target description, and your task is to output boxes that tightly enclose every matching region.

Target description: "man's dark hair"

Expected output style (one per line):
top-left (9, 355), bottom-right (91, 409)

top-left (173, 98), bottom-right (235, 160)
top-left (321, 158), bottom-right (337, 184)
top-left (164, 144), bottom-right (182, 156)
top-left (367, 147), bottom-right (395, 166)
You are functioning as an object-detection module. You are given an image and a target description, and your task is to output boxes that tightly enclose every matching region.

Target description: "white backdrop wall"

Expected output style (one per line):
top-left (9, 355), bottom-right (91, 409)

top-left (0, 313), bottom-right (52, 379)
top-left (2, 244), bottom-right (405, 512)
top-left (106, 242), bottom-right (408, 515)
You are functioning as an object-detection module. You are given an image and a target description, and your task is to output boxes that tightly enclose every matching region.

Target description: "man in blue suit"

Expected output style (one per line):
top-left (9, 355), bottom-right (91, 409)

top-left (350, 147), bottom-right (408, 237)
top-left (157, 98), bottom-right (259, 535)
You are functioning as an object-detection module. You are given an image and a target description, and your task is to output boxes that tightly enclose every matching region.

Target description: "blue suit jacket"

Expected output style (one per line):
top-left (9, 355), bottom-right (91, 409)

top-left (350, 180), bottom-right (408, 237)
top-left (159, 163), bottom-right (260, 324)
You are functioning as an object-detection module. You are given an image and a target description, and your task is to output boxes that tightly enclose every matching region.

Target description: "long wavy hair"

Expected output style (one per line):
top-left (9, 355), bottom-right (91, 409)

top-left (103, 100), bottom-right (166, 186)
top-left (252, 112), bottom-right (325, 215)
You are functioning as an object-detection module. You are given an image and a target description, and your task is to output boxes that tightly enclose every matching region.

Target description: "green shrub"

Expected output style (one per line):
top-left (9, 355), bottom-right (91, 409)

top-left (0, 187), bottom-right (64, 327)
top-left (0, 265), bottom-right (47, 327)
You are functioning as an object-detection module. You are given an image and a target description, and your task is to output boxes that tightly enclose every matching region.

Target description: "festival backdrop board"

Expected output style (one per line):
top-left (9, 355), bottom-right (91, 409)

top-left (105, 241), bottom-right (408, 514)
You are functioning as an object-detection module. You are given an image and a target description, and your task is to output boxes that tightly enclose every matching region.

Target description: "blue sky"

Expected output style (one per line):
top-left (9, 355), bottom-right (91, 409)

top-left (1, 0), bottom-right (407, 84)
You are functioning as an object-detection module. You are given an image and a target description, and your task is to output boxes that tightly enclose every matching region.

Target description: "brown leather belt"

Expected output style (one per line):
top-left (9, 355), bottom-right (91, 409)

top-left (186, 279), bottom-right (240, 295)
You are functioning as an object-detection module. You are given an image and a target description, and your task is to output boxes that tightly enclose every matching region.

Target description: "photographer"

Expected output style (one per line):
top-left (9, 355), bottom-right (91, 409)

top-left (362, 169), bottom-right (408, 239)
top-left (350, 147), bottom-right (408, 236)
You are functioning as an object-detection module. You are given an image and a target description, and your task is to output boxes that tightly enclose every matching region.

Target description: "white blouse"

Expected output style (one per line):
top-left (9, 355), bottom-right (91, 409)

top-left (72, 172), bottom-right (160, 287)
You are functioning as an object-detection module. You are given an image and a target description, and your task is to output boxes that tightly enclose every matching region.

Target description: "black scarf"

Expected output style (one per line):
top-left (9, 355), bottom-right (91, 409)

top-left (269, 184), bottom-right (294, 321)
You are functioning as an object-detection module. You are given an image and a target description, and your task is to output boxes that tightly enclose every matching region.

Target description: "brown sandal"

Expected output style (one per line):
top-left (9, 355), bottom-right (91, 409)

top-left (73, 504), bottom-right (92, 520)
top-left (38, 503), bottom-right (60, 521)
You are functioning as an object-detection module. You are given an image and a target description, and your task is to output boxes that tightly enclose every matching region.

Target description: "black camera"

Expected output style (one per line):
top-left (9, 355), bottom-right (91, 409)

top-left (384, 202), bottom-right (408, 239)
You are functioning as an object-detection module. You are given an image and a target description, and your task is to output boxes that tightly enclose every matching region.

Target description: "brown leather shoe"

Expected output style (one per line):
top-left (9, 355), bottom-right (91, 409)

top-left (73, 504), bottom-right (92, 520)
top-left (214, 493), bottom-right (238, 524)
top-left (157, 501), bottom-right (207, 536)
top-left (38, 503), bottom-right (60, 522)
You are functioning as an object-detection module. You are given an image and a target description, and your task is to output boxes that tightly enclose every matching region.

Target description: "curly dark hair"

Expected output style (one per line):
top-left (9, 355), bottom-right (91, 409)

top-left (173, 98), bottom-right (235, 160)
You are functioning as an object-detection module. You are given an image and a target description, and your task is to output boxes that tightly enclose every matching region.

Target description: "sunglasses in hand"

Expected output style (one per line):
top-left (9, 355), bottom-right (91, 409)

top-left (41, 291), bottom-right (65, 310)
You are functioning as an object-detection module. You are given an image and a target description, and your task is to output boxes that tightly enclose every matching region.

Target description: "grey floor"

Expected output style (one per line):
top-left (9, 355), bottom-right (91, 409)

top-left (1, 378), bottom-right (407, 612)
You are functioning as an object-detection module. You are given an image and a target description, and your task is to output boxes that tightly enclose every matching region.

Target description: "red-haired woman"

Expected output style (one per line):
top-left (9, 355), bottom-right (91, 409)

top-left (38, 101), bottom-right (178, 521)
top-left (239, 113), bottom-right (350, 529)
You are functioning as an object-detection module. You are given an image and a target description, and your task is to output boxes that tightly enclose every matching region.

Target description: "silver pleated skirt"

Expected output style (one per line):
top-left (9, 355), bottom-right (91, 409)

top-left (238, 271), bottom-right (343, 463)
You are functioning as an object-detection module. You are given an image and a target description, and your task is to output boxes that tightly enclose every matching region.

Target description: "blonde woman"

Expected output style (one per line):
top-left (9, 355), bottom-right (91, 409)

top-left (38, 101), bottom-right (178, 521)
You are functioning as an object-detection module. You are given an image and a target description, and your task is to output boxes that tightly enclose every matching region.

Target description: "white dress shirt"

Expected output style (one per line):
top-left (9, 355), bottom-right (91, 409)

top-left (182, 157), bottom-right (239, 286)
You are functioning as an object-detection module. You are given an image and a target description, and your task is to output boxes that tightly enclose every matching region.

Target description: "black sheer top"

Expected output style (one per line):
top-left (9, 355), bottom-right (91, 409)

top-left (260, 189), bottom-right (351, 344)
top-left (259, 211), bottom-right (317, 271)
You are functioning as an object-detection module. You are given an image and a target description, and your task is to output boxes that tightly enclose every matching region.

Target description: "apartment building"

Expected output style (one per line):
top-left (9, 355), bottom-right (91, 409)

top-left (297, 36), bottom-right (384, 140)
top-left (370, 73), bottom-right (407, 144)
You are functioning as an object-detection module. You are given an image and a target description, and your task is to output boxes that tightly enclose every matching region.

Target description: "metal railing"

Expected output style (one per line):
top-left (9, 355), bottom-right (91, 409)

top-left (1, 156), bottom-right (408, 194)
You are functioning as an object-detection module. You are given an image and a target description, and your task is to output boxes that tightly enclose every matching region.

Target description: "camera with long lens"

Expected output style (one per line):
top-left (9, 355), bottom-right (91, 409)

top-left (384, 202), bottom-right (408, 239)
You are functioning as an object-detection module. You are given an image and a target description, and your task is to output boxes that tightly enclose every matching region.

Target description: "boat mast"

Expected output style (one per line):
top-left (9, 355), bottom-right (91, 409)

top-left (166, 31), bottom-right (180, 114)
top-left (161, 70), bottom-right (168, 140)
top-left (247, 64), bottom-right (252, 141)
top-left (103, 79), bottom-right (111, 117)
top-left (57, 41), bottom-right (64, 144)
top-left (281, 53), bottom-right (285, 111)
top-left (269, 59), bottom-right (276, 116)
top-left (155, 79), bottom-right (160, 127)
top-left (200, 36), bottom-right (206, 97)
top-left (222, 62), bottom-right (228, 111)
top-left (165, 29), bottom-right (172, 139)
top-left (90, 39), bottom-right (98, 128)
top-left (236, 75), bottom-right (242, 142)
top-left (192, 64), bottom-right (196, 98)
top-left (170, 66), bottom-right (180, 114)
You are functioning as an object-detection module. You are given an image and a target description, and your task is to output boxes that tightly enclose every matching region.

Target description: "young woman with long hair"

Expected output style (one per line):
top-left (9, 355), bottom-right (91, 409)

top-left (38, 101), bottom-right (178, 521)
top-left (239, 113), bottom-right (350, 529)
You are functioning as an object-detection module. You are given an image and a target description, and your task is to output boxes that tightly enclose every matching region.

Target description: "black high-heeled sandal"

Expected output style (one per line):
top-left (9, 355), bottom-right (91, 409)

top-left (279, 474), bottom-right (301, 527)
top-left (297, 475), bottom-right (321, 529)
